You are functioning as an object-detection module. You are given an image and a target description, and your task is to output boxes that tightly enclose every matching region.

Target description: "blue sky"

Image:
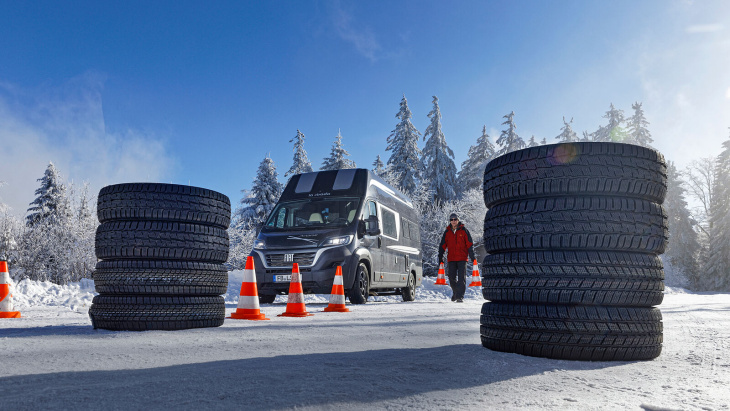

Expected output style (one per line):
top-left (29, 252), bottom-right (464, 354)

top-left (1, 0), bottom-right (729, 214)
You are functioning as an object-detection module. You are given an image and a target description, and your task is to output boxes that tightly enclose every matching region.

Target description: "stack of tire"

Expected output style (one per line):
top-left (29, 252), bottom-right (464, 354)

top-left (88, 183), bottom-right (231, 331)
top-left (480, 142), bottom-right (668, 361)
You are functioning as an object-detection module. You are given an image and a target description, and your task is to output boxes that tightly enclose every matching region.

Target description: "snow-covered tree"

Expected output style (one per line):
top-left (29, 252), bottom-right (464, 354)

top-left (26, 162), bottom-right (69, 227)
top-left (626, 102), bottom-right (653, 147)
top-left (496, 111), bottom-right (525, 155)
top-left (237, 155), bottom-right (284, 232)
top-left (705, 135), bottom-right (730, 291)
top-left (556, 117), bottom-right (579, 142)
top-left (285, 130), bottom-right (313, 177)
top-left (527, 136), bottom-right (538, 147)
top-left (321, 129), bottom-right (356, 171)
top-left (372, 155), bottom-right (385, 176)
top-left (685, 157), bottom-right (716, 242)
top-left (540, 137), bottom-right (547, 145)
top-left (385, 95), bottom-right (422, 196)
top-left (457, 125), bottom-right (496, 193)
top-left (591, 103), bottom-right (627, 142)
top-left (421, 96), bottom-right (457, 203)
top-left (663, 161), bottom-right (700, 289)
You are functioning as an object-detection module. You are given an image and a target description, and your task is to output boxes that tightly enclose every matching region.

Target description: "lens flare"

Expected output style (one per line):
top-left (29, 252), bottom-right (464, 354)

top-left (548, 143), bottom-right (580, 165)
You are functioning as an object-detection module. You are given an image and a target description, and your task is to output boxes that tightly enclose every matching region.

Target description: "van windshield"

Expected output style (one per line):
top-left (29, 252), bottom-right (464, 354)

top-left (264, 197), bottom-right (361, 230)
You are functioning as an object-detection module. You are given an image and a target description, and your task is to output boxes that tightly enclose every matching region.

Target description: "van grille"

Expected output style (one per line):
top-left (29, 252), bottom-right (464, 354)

top-left (266, 252), bottom-right (317, 267)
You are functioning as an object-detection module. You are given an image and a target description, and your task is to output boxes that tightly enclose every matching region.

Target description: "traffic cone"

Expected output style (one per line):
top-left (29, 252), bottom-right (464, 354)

top-left (278, 263), bottom-right (313, 317)
top-left (323, 266), bottom-right (349, 313)
top-left (435, 262), bottom-right (448, 285)
top-left (468, 259), bottom-right (482, 287)
top-left (229, 256), bottom-right (269, 320)
top-left (0, 261), bottom-right (21, 319)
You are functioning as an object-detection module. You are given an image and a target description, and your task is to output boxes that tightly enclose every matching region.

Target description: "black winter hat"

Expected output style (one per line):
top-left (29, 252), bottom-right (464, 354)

top-left (449, 213), bottom-right (459, 220)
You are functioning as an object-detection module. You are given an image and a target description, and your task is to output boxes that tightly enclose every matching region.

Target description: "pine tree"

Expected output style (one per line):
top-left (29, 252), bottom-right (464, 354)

top-left (705, 134), bottom-right (730, 291)
top-left (663, 161), bottom-right (701, 289)
top-left (458, 125), bottom-right (496, 193)
top-left (496, 111), bottom-right (525, 155)
top-left (527, 136), bottom-right (538, 147)
top-left (626, 102), bottom-right (653, 147)
top-left (321, 129), bottom-right (356, 171)
top-left (540, 137), bottom-right (547, 145)
top-left (372, 155), bottom-right (385, 176)
top-left (556, 117), bottom-right (579, 142)
top-left (26, 162), bottom-right (69, 227)
top-left (421, 96), bottom-right (457, 203)
top-left (385, 95), bottom-right (422, 196)
top-left (238, 155), bottom-right (284, 232)
top-left (591, 103), bottom-right (627, 142)
top-left (285, 130), bottom-right (313, 177)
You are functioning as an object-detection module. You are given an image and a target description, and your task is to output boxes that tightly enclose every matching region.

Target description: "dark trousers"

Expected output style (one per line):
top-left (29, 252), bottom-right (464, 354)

top-left (448, 261), bottom-right (467, 299)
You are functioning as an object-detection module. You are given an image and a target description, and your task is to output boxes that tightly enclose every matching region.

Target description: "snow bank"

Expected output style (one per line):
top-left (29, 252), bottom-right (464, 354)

top-left (11, 278), bottom-right (96, 312)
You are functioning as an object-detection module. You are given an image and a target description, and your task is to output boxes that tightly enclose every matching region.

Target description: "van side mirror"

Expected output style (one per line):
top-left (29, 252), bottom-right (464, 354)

top-left (365, 216), bottom-right (381, 236)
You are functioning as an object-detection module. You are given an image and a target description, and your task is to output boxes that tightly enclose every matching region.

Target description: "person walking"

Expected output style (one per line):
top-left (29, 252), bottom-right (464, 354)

top-left (438, 213), bottom-right (476, 303)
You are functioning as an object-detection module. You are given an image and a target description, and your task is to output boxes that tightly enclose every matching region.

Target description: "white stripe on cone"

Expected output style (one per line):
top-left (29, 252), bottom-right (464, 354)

top-left (328, 275), bottom-right (346, 305)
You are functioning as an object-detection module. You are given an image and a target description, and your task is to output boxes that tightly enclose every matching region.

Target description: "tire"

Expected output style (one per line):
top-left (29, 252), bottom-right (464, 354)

top-left (258, 294), bottom-right (276, 304)
top-left (95, 221), bottom-right (229, 263)
top-left (97, 183), bottom-right (231, 228)
top-left (348, 263), bottom-right (369, 304)
top-left (483, 197), bottom-right (668, 254)
top-left (483, 142), bottom-right (667, 208)
top-left (93, 260), bottom-right (228, 295)
top-left (88, 295), bottom-right (225, 331)
top-left (479, 302), bottom-right (663, 361)
top-left (401, 273), bottom-right (416, 302)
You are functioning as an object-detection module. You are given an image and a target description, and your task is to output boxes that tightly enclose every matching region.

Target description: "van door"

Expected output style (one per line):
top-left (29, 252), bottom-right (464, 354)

top-left (378, 204), bottom-right (403, 285)
top-left (362, 200), bottom-right (384, 284)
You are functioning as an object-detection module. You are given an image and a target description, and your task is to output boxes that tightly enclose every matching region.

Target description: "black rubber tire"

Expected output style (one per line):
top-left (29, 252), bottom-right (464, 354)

top-left (88, 295), bottom-right (225, 331)
top-left (479, 302), bottom-right (663, 361)
top-left (348, 263), bottom-right (369, 304)
top-left (93, 260), bottom-right (228, 295)
top-left (258, 294), bottom-right (276, 304)
top-left (401, 273), bottom-right (416, 302)
top-left (483, 197), bottom-right (668, 254)
top-left (97, 183), bottom-right (231, 228)
top-left (483, 142), bottom-right (667, 208)
top-left (95, 221), bottom-right (229, 263)
top-left (481, 251), bottom-right (664, 306)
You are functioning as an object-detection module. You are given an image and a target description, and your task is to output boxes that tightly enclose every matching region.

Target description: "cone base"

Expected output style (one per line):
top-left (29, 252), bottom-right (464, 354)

top-left (0, 311), bottom-right (21, 318)
top-left (278, 311), bottom-right (314, 317)
top-left (228, 311), bottom-right (270, 321)
top-left (435, 281), bottom-right (448, 285)
top-left (469, 283), bottom-right (482, 287)
top-left (323, 305), bottom-right (350, 312)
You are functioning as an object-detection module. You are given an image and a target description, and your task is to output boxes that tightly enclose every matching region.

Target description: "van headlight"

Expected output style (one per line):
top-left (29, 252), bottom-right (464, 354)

top-left (254, 239), bottom-right (266, 249)
top-left (320, 235), bottom-right (353, 247)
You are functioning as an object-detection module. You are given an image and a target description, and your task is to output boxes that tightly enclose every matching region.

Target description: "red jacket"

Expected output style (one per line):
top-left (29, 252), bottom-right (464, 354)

top-left (438, 223), bottom-right (475, 262)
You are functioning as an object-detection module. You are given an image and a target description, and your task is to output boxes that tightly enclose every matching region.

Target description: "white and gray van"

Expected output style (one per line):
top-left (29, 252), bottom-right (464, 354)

top-left (250, 168), bottom-right (422, 304)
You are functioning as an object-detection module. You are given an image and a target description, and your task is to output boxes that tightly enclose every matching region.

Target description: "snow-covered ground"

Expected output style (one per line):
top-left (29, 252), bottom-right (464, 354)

top-left (1, 275), bottom-right (729, 410)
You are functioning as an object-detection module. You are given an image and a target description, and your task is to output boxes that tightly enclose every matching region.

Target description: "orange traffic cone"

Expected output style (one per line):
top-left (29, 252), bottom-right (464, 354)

top-left (0, 261), bottom-right (21, 319)
top-left (278, 263), bottom-right (313, 317)
top-left (323, 266), bottom-right (349, 313)
top-left (435, 262), bottom-right (448, 285)
top-left (469, 259), bottom-right (482, 287)
top-left (229, 256), bottom-right (269, 320)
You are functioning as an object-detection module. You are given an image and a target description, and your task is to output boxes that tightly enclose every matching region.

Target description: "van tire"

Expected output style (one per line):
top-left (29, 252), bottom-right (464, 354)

top-left (482, 142), bottom-right (667, 208)
top-left (348, 263), bottom-right (369, 304)
top-left (401, 273), bottom-right (416, 302)
top-left (258, 294), bottom-right (276, 304)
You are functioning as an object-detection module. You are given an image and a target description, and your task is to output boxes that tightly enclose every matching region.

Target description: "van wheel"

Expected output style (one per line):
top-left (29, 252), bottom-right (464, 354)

top-left (348, 263), bottom-right (369, 304)
top-left (401, 273), bottom-right (416, 302)
top-left (259, 294), bottom-right (276, 304)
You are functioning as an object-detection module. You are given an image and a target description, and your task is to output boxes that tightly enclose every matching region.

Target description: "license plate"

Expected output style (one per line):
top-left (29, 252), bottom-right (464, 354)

top-left (273, 275), bottom-right (291, 282)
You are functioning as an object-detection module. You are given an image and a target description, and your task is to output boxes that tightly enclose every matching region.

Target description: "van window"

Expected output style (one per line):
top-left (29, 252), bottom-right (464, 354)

top-left (381, 207), bottom-right (398, 239)
top-left (402, 219), bottom-right (410, 239)
top-left (265, 197), bottom-right (361, 229)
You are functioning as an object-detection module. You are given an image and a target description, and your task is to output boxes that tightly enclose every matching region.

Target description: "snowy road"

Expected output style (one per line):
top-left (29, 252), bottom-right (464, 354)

top-left (1, 283), bottom-right (729, 410)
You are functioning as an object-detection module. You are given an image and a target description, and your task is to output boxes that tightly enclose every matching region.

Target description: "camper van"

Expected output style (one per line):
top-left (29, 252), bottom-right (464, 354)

top-left (250, 168), bottom-right (422, 304)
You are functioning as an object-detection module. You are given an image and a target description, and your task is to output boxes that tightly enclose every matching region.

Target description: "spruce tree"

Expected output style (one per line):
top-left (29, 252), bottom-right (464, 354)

top-left (527, 136), bottom-right (538, 147)
top-left (238, 155), bottom-right (284, 232)
top-left (626, 102), bottom-right (653, 147)
top-left (496, 111), bottom-right (525, 155)
top-left (385, 95), bottom-right (422, 196)
top-left (664, 161), bottom-right (701, 288)
top-left (540, 137), bottom-right (547, 145)
top-left (372, 155), bottom-right (385, 176)
top-left (591, 103), bottom-right (627, 142)
top-left (556, 117), bottom-right (579, 142)
top-left (421, 96), bottom-right (457, 203)
top-left (321, 129), bottom-right (356, 171)
top-left (705, 135), bottom-right (730, 290)
top-left (26, 162), bottom-right (69, 227)
top-left (458, 125), bottom-right (496, 193)
top-left (285, 130), bottom-right (313, 177)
